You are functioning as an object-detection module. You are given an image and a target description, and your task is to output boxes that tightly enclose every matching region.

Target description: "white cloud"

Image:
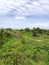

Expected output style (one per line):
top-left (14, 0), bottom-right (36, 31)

top-left (24, 22), bottom-right (49, 29)
top-left (0, 0), bottom-right (49, 16)
top-left (39, 0), bottom-right (49, 4)
top-left (0, 0), bottom-right (49, 29)
top-left (15, 16), bottom-right (26, 19)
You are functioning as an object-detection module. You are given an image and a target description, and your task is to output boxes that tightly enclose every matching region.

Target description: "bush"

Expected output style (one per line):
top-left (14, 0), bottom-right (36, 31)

top-left (33, 31), bottom-right (40, 37)
top-left (25, 28), bottom-right (30, 32)
top-left (21, 38), bottom-right (26, 44)
top-left (47, 32), bottom-right (49, 35)
top-left (32, 28), bottom-right (43, 34)
top-left (6, 28), bottom-right (12, 31)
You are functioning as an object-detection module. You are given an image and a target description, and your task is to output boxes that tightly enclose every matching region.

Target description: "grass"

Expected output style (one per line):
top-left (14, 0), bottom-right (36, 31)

top-left (0, 29), bottom-right (49, 65)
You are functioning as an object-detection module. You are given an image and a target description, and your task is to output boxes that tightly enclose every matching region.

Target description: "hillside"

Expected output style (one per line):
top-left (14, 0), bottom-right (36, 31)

top-left (0, 28), bottom-right (49, 65)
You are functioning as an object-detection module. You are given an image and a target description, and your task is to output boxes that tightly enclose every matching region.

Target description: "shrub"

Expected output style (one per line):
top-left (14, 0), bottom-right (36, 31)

top-left (25, 28), bottom-right (30, 32)
top-left (33, 31), bottom-right (40, 37)
top-left (47, 32), bottom-right (49, 35)
top-left (21, 38), bottom-right (26, 44)
top-left (6, 28), bottom-right (12, 31)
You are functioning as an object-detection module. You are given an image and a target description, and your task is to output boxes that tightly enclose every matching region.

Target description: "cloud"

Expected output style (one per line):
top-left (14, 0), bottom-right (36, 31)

top-left (24, 22), bottom-right (49, 29)
top-left (0, 0), bottom-right (49, 16)
top-left (0, 0), bottom-right (49, 29)
top-left (15, 16), bottom-right (26, 19)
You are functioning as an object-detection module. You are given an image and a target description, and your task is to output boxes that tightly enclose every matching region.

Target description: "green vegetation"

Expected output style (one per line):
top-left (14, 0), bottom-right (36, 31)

top-left (0, 28), bottom-right (49, 65)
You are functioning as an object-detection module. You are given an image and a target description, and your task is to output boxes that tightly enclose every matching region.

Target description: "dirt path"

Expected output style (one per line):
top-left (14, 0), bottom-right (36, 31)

top-left (22, 36), bottom-right (43, 42)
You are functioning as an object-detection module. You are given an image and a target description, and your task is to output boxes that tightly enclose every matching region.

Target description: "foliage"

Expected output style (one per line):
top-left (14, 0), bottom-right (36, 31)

top-left (0, 28), bottom-right (49, 65)
top-left (25, 28), bottom-right (31, 32)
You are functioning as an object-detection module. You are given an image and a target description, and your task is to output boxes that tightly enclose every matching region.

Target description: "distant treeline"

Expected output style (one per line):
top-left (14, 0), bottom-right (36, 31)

top-left (0, 27), bottom-right (49, 34)
top-left (0, 28), bottom-right (49, 38)
top-left (0, 27), bottom-right (49, 31)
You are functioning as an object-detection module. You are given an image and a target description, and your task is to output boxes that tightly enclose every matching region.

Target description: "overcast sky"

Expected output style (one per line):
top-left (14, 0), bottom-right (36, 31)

top-left (0, 0), bottom-right (49, 29)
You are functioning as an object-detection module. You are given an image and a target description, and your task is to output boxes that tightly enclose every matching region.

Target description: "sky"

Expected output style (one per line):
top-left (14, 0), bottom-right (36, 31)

top-left (0, 0), bottom-right (49, 29)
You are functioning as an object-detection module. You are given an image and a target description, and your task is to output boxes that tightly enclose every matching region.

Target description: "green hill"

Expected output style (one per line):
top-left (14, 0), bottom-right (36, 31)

top-left (0, 28), bottom-right (49, 65)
